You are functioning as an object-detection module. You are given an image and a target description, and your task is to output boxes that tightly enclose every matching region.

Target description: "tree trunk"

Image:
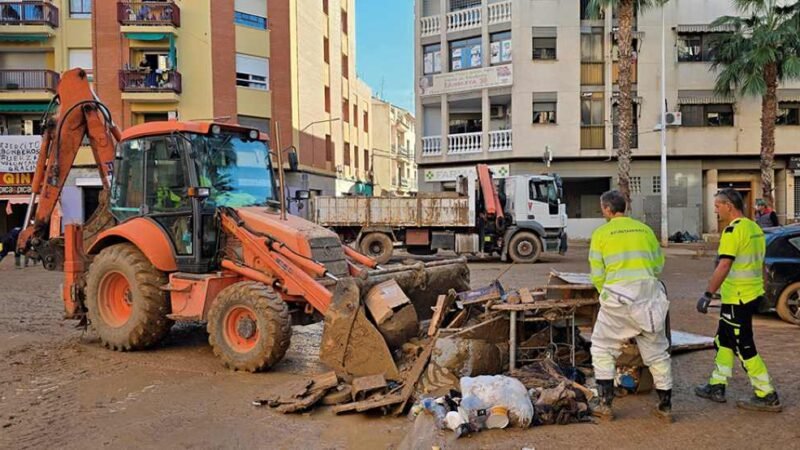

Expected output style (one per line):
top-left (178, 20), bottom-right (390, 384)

top-left (760, 62), bottom-right (778, 209)
top-left (616, 0), bottom-right (635, 208)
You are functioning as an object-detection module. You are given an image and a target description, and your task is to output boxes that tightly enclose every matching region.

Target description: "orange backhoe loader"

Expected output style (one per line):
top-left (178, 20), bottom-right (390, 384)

top-left (18, 68), bottom-right (469, 377)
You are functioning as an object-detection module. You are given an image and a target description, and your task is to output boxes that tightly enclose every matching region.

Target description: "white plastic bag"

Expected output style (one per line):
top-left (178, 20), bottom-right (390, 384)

top-left (460, 375), bottom-right (533, 428)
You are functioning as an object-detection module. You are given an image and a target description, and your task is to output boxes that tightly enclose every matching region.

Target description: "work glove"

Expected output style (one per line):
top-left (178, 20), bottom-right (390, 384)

top-left (696, 292), bottom-right (713, 314)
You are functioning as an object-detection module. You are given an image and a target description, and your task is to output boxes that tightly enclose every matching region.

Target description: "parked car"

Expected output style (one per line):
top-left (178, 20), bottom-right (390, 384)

top-left (763, 224), bottom-right (800, 325)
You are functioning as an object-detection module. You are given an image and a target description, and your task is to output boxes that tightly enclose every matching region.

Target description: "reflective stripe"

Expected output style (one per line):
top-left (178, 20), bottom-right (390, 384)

top-left (605, 268), bottom-right (657, 282)
top-left (732, 254), bottom-right (762, 265)
top-left (591, 268), bottom-right (605, 277)
top-left (728, 269), bottom-right (762, 279)
top-left (589, 250), bottom-right (603, 261)
top-left (601, 250), bottom-right (662, 265)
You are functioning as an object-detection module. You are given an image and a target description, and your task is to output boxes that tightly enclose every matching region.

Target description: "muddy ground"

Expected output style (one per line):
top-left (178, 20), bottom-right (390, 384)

top-left (1, 245), bottom-right (798, 449)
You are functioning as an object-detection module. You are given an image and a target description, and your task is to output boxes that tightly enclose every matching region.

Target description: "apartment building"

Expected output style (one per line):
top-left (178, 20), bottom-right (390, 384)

top-left (371, 97), bottom-right (417, 195)
top-left (415, 0), bottom-right (800, 238)
top-left (271, 0), bottom-right (373, 210)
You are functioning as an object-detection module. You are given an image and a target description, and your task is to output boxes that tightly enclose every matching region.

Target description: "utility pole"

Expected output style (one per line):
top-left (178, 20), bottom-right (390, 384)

top-left (659, 5), bottom-right (669, 246)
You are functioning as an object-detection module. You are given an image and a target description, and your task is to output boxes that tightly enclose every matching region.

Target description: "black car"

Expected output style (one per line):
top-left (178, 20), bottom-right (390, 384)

top-left (764, 224), bottom-right (800, 325)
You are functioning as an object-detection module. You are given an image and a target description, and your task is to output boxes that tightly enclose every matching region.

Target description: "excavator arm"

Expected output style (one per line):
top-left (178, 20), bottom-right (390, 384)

top-left (18, 68), bottom-right (121, 269)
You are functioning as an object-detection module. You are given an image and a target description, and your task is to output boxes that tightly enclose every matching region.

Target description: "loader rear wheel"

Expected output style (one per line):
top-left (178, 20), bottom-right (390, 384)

top-left (359, 233), bottom-right (393, 265)
top-left (508, 231), bottom-right (542, 264)
top-left (86, 243), bottom-right (173, 351)
top-left (208, 282), bottom-right (291, 372)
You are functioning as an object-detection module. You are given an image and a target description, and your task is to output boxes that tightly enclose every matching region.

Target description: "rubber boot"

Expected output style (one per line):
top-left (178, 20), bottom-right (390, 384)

top-left (694, 383), bottom-right (726, 403)
top-left (736, 392), bottom-right (782, 413)
top-left (653, 389), bottom-right (673, 423)
top-left (591, 380), bottom-right (615, 421)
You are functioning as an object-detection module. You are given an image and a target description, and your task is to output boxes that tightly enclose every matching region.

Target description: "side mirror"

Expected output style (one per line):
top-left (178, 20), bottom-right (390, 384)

top-left (287, 148), bottom-right (299, 172)
top-left (295, 190), bottom-right (310, 200)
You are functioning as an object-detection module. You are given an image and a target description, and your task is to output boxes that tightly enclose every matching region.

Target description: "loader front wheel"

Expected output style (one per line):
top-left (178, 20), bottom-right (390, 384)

top-left (359, 233), bottom-right (393, 265)
top-left (86, 243), bottom-right (173, 351)
top-left (208, 282), bottom-right (291, 372)
top-left (508, 231), bottom-right (542, 264)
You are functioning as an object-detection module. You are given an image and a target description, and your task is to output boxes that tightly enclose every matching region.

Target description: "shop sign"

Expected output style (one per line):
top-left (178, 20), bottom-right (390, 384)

top-left (0, 172), bottom-right (33, 195)
top-left (0, 135), bottom-right (41, 173)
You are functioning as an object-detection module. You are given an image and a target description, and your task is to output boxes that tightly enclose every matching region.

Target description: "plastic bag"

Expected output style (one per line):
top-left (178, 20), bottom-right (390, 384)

top-left (460, 375), bottom-right (533, 428)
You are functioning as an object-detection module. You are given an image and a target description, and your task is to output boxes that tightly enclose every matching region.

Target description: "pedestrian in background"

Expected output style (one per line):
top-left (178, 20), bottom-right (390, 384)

top-left (588, 190), bottom-right (673, 422)
top-left (754, 198), bottom-right (779, 229)
top-left (0, 227), bottom-right (29, 268)
top-left (695, 188), bottom-right (781, 412)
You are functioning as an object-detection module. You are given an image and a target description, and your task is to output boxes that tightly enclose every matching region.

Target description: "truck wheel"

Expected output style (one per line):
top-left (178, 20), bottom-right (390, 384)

top-left (508, 231), bottom-right (542, 263)
top-left (776, 282), bottom-right (800, 325)
top-left (208, 281), bottom-right (292, 372)
top-left (359, 233), bottom-right (393, 264)
top-left (85, 243), bottom-right (173, 351)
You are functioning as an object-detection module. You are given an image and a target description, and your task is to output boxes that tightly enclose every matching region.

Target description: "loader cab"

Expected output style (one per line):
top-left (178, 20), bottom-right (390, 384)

top-left (110, 122), bottom-right (275, 273)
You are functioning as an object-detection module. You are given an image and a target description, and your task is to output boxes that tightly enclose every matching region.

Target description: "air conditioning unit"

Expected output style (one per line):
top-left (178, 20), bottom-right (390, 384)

top-left (490, 105), bottom-right (506, 119)
top-left (665, 111), bottom-right (682, 126)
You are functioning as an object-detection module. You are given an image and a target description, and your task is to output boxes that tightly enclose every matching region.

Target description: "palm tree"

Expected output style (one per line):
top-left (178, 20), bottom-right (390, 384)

top-left (710, 0), bottom-right (800, 208)
top-left (587, 0), bottom-right (668, 205)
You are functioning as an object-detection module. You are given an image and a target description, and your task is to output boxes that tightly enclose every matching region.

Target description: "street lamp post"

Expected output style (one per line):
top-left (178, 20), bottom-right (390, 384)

top-left (659, 5), bottom-right (669, 247)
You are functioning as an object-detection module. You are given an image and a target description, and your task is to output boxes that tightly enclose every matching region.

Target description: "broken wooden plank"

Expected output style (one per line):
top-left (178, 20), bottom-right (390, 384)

top-left (309, 371), bottom-right (339, 392)
top-left (351, 374), bottom-right (387, 401)
top-left (427, 290), bottom-right (456, 337)
top-left (275, 388), bottom-right (329, 413)
top-left (392, 335), bottom-right (438, 416)
top-left (444, 308), bottom-right (469, 329)
top-left (491, 298), bottom-right (599, 311)
top-left (519, 288), bottom-right (534, 304)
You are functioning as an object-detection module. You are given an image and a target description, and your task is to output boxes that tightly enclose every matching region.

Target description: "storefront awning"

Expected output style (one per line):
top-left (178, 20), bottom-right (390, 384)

top-left (0, 103), bottom-right (50, 113)
top-left (0, 34), bottom-right (51, 42)
top-left (675, 24), bottom-right (736, 34)
top-left (124, 32), bottom-right (168, 41)
top-left (677, 90), bottom-right (734, 104)
top-left (778, 89), bottom-right (800, 103)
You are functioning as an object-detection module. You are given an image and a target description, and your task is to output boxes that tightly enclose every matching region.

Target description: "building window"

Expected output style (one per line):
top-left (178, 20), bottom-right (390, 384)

top-left (238, 115), bottom-right (270, 133)
top-left (581, 92), bottom-right (605, 149)
top-left (343, 99), bottom-right (350, 123)
top-left (234, 12), bottom-right (267, 30)
top-left (364, 149), bottom-right (369, 172)
top-left (323, 0), bottom-right (328, 15)
top-left (490, 31), bottom-right (512, 65)
top-left (581, 28), bottom-right (604, 62)
top-left (342, 54), bottom-right (349, 78)
top-left (423, 43), bottom-right (442, 75)
top-left (777, 102), bottom-right (800, 126)
top-left (677, 33), bottom-right (720, 62)
top-left (532, 92), bottom-right (557, 124)
top-left (68, 49), bottom-right (93, 79)
top-left (652, 175), bottom-right (661, 194)
top-left (363, 111), bottom-right (369, 132)
top-left (70, 0), bottom-right (91, 18)
top-left (450, 36), bottom-right (482, 71)
top-left (450, 0), bottom-right (481, 11)
top-left (326, 134), bottom-right (333, 162)
top-left (341, 9), bottom-right (348, 34)
top-left (630, 176), bottom-right (642, 195)
top-left (344, 141), bottom-right (351, 166)
top-left (353, 104), bottom-right (358, 128)
top-left (324, 86), bottom-right (331, 113)
top-left (532, 27), bottom-right (557, 60)
top-left (680, 104), bottom-right (734, 127)
top-left (354, 145), bottom-right (359, 169)
top-left (236, 54), bottom-right (269, 90)
top-left (323, 37), bottom-right (330, 63)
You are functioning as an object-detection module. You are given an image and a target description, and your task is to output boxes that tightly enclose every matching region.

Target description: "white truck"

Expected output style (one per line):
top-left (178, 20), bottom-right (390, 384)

top-left (310, 165), bottom-right (568, 264)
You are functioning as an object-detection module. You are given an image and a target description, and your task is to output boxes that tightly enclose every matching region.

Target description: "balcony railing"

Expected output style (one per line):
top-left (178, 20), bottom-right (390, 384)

top-left (421, 136), bottom-right (442, 156)
top-left (581, 62), bottom-right (604, 85)
top-left (0, 2), bottom-right (59, 27)
top-left (117, 1), bottom-right (180, 27)
top-left (487, 1), bottom-right (512, 25)
top-left (420, 15), bottom-right (440, 37)
top-left (398, 146), bottom-right (410, 157)
top-left (448, 131), bottom-right (482, 154)
top-left (581, 126), bottom-right (605, 149)
top-left (0, 70), bottom-right (59, 92)
top-left (119, 69), bottom-right (182, 94)
top-left (488, 129), bottom-right (512, 152)
top-left (447, 6), bottom-right (481, 32)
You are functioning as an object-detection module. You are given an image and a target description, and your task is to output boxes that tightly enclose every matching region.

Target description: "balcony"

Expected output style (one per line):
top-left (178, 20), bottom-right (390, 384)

top-left (448, 132), bottom-right (482, 155)
top-left (0, 70), bottom-right (58, 92)
top-left (581, 126), bottom-right (605, 149)
top-left (421, 136), bottom-right (442, 156)
top-left (488, 129), bottom-right (512, 152)
top-left (440, 0), bottom-right (511, 34)
top-left (487, 1), bottom-right (512, 25)
top-left (581, 62), bottom-right (604, 86)
top-left (117, 1), bottom-right (180, 28)
top-left (119, 69), bottom-right (182, 102)
top-left (0, 2), bottom-right (59, 28)
top-left (447, 6), bottom-right (481, 32)
top-left (420, 15), bottom-right (440, 37)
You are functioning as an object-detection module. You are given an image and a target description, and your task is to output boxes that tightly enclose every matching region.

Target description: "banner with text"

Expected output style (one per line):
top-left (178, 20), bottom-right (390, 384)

top-left (419, 65), bottom-right (513, 97)
top-left (0, 135), bottom-right (42, 173)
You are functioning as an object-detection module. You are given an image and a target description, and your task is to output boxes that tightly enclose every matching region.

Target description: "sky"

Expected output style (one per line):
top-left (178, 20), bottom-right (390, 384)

top-left (356, 0), bottom-right (415, 112)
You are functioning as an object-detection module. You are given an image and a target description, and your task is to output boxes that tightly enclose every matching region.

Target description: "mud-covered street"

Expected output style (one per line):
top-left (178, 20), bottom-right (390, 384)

top-left (1, 245), bottom-right (798, 449)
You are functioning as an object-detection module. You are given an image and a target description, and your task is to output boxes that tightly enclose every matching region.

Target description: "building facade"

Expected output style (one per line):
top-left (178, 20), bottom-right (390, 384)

top-left (414, 0), bottom-right (800, 238)
top-left (371, 98), bottom-right (417, 195)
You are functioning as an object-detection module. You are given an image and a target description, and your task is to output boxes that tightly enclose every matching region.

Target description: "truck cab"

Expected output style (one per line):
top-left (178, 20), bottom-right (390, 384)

top-left (501, 174), bottom-right (568, 261)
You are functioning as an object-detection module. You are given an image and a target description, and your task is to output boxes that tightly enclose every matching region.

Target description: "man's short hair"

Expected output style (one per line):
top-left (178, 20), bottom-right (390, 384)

top-left (755, 198), bottom-right (767, 207)
top-left (600, 190), bottom-right (627, 214)
top-left (716, 188), bottom-right (744, 212)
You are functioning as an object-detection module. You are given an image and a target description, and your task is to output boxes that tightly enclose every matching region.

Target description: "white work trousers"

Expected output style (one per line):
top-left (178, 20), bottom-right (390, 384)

top-left (591, 279), bottom-right (673, 390)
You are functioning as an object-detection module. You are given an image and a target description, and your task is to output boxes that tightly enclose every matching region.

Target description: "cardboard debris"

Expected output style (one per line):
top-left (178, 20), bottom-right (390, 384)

top-left (351, 374), bottom-right (388, 401)
top-left (365, 279), bottom-right (412, 325)
top-left (254, 371), bottom-right (339, 413)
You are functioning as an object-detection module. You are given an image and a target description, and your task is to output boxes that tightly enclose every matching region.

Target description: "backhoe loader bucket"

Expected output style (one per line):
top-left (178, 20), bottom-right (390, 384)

top-left (319, 258), bottom-right (470, 381)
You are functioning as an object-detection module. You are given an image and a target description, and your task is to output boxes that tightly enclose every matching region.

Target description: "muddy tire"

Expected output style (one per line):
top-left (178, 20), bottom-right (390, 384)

top-left (359, 232), bottom-right (393, 265)
top-left (776, 282), bottom-right (800, 326)
top-left (508, 231), bottom-right (542, 263)
top-left (85, 243), bottom-right (173, 351)
top-left (207, 281), bottom-right (291, 372)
